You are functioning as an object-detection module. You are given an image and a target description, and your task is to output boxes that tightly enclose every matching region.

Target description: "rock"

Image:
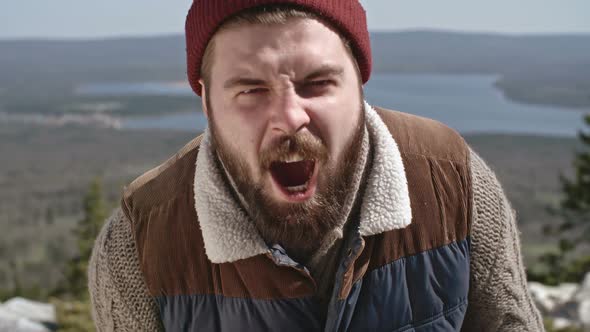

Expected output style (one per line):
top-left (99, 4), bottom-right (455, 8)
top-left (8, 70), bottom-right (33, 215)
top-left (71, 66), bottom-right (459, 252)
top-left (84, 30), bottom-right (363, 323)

top-left (0, 316), bottom-right (51, 332)
top-left (553, 299), bottom-right (580, 321)
top-left (553, 317), bottom-right (576, 330)
top-left (0, 297), bottom-right (56, 325)
top-left (0, 298), bottom-right (56, 332)
top-left (578, 273), bottom-right (590, 329)
top-left (529, 281), bottom-right (579, 314)
top-left (576, 272), bottom-right (590, 302)
top-left (580, 299), bottom-right (590, 327)
top-left (0, 305), bottom-right (22, 321)
top-left (529, 273), bottom-right (590, 330)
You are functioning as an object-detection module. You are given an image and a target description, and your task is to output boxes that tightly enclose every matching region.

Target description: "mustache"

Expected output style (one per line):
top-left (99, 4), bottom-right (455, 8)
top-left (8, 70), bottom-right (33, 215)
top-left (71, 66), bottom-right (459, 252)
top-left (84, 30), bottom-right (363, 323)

top-left (259, 132), bottom-right (328, 169)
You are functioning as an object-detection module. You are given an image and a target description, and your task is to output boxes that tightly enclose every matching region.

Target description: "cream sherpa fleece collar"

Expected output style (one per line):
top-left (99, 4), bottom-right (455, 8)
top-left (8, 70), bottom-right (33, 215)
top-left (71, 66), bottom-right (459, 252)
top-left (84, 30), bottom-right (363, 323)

top-left (193, 102), bottom-right (412, 264)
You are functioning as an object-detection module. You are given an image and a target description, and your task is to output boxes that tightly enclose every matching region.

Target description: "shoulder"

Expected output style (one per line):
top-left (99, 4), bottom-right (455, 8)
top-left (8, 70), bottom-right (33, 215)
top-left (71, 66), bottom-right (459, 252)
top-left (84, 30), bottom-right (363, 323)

top-left (121, 135), bottom-right (203, 217)
top-left (89, 208), bottom-right (133, 276)
top-left (373, 106), bottom-right (469, 165)
top-left (89, 208), bottom-right (140, 282)
top-left (464, 148), bottom-right (546, 330)
top-left (468, 146), bottom-right (513, 228)
top-left (468, 146), bottom-right (518, 276)
top-left (88, 208), bottom-right (163, 330)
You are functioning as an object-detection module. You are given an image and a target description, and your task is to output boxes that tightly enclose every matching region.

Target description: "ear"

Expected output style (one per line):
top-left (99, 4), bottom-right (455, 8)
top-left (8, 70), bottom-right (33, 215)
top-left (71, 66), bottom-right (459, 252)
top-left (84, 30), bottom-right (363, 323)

top-left (199, 79), bottom-right (209, 119)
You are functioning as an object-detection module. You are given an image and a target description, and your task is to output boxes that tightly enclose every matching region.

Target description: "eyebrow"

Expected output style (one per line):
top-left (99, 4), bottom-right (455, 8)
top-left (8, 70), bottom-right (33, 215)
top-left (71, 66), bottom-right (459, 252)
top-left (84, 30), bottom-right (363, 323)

top-left (222, 65), bottom-right (345, 90)
top-left (223, 77), bottom-right (266, 90)
top-left (304, 65), bottom-right (344, 81)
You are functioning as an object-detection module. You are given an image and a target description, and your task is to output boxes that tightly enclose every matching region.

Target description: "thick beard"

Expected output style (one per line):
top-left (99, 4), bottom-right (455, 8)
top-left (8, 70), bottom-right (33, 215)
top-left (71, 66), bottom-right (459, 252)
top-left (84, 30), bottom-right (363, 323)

top-left (209, 104), bottom-right (365, 263)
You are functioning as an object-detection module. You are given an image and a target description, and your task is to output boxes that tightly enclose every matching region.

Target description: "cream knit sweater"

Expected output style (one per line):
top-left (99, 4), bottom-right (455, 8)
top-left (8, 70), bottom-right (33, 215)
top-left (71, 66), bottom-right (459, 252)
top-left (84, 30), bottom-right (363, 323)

top-left (88, 147), bottom-right (544, 332)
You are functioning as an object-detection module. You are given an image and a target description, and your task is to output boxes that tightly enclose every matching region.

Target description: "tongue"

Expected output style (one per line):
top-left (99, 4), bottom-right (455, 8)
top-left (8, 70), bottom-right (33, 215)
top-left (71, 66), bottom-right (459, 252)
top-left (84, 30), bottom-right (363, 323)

top-left (270, 160), bottom-right (314, 187)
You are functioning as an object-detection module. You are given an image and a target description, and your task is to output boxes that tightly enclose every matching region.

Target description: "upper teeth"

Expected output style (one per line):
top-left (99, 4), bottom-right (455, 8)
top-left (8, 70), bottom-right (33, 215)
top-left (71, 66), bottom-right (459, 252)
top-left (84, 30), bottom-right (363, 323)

top-left (283, 153), bottom-right (305, 163)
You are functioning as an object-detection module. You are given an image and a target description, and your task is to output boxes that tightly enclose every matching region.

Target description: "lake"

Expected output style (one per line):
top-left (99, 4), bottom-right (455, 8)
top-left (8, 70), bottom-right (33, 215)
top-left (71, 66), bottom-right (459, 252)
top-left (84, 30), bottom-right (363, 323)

top-left (78, 74), bottom-right (588, 137)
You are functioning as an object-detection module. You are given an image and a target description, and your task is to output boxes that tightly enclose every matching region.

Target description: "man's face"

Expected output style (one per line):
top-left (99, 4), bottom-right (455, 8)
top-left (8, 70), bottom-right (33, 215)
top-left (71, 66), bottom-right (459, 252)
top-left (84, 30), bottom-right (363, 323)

top-left (200, 17), bottom-right (364, 252)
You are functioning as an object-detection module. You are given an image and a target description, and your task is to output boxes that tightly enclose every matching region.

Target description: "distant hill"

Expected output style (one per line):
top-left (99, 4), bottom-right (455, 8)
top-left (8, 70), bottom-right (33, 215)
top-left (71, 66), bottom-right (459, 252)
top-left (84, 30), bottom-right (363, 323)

top-left (370, 31), bottom-right (590, 109)
top-left (1, 30), bottom-right (589, 108)
top-left (370, 31), bottom-right (590, 73)
top-left (0, 35), bottom-right (186, 101)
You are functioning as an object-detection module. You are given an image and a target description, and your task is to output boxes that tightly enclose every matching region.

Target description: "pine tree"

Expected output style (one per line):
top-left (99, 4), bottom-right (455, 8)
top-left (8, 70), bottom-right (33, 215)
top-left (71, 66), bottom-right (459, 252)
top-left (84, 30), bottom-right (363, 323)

top-left (538, 114), bottom-right (590, 284)
top-left (560, 113), bottom-right (590, 237)
top-left (62, 178), bottom-right (107, 298)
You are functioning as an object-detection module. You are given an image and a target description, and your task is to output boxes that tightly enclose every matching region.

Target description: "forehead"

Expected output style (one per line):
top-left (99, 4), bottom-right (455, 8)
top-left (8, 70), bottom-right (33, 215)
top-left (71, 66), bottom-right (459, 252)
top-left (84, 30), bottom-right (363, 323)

top-left (210, 18), bottom-right (351, 79)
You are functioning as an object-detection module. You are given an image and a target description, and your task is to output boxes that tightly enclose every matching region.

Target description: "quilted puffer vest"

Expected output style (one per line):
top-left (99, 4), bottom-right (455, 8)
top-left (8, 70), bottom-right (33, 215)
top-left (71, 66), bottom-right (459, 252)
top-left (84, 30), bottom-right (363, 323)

top-left (121, 107), bottom-right (472, 331)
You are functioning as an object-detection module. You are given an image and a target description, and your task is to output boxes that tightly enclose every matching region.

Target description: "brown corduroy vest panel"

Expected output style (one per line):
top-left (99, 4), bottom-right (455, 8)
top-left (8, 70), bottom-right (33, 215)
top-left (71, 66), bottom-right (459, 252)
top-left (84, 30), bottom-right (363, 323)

top-left (371, 107), bottom-right (471, 263)
top-left (121, 107), bottom-right (472, 300)
top-left (337, 107), bottom-right (472, 299)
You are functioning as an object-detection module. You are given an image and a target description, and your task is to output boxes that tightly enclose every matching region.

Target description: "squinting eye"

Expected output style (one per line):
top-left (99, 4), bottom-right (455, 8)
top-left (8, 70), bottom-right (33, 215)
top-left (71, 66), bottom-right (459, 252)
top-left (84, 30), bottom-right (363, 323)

top-left (240, 87), bottom-right (267, 95)
top-left (309, 80), bottom-right (332, 86)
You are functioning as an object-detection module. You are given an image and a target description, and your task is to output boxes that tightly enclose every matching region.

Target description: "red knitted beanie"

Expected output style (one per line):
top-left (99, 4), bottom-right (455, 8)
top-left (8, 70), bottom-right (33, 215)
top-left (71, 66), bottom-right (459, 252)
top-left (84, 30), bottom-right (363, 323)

top-left (185, 0), bottom-right (371, 96)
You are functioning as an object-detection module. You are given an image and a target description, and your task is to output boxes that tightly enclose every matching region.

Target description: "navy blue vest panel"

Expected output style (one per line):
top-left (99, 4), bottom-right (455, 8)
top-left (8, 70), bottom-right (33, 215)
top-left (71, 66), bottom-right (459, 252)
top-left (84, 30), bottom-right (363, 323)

top-left (342, 238), bottom-right (470, 332)
top-left (155, 238), bottom-right (470, 332)
top-left (157, 294), bottom-right (323, 331)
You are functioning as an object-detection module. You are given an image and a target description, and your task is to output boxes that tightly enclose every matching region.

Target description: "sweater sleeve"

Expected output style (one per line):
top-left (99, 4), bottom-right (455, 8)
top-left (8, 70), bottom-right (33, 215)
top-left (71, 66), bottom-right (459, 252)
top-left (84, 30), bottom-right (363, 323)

top-left (462, 147), bottom-right (545, 331)
top-left (88, 208), bottom-right (163, 332)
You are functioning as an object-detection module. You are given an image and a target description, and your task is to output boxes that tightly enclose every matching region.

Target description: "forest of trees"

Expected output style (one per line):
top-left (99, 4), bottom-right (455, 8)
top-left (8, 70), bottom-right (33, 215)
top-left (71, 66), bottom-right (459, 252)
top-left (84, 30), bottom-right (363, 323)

top-left (0, 178), bottom-right (107, 331)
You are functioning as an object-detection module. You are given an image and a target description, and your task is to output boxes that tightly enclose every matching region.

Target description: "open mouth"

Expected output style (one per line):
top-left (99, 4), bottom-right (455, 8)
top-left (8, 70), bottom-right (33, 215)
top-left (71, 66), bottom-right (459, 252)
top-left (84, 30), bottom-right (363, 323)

top-left (269, 156), bottom-right (317, 200)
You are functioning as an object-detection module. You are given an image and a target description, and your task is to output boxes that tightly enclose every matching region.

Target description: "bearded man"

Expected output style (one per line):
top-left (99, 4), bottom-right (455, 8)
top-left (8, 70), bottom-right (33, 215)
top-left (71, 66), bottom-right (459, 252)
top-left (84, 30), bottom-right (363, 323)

top-left (88, 1), bottom-right (544, 331)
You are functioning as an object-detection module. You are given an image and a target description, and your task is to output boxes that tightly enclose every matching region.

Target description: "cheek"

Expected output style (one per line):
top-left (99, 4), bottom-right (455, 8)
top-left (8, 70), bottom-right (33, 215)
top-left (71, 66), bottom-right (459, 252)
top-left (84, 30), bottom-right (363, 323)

top-left (311, 96), bottom-right (361, 161)
top-left (214, 105), bottom-right (267, 171)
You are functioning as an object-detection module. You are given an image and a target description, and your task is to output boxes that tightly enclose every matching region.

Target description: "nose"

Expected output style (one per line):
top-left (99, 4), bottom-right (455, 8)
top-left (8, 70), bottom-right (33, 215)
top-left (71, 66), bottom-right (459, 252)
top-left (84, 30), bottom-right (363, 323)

top-left (270, 88), bottom-right (310, 135)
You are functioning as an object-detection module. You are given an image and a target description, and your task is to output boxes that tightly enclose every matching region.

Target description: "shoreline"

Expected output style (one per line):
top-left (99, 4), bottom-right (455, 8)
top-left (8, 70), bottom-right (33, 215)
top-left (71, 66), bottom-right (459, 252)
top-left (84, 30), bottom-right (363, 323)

top-left (0, 110), bottom-right (583, 138)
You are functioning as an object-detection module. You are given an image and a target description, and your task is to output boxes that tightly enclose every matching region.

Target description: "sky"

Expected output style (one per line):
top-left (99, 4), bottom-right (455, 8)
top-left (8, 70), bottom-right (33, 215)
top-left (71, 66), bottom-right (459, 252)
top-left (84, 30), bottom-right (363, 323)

top-left (1, 0), bottom-right (589, 39)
